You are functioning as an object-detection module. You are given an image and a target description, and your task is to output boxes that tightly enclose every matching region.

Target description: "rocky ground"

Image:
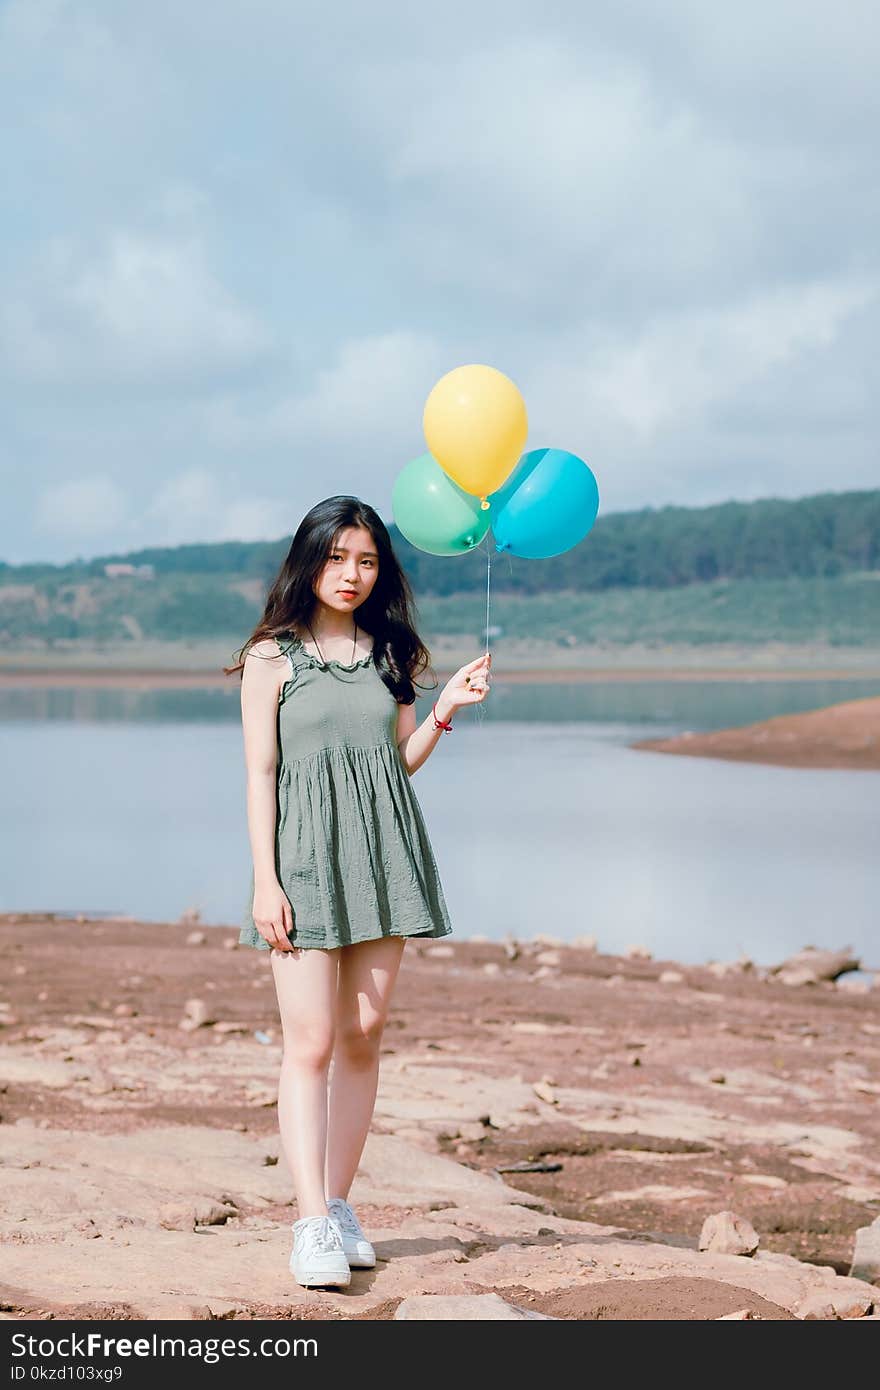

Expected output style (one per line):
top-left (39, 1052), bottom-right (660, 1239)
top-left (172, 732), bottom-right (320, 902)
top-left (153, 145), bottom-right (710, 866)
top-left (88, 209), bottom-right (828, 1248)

top-left (1, 917), bottom-right (878, 1321)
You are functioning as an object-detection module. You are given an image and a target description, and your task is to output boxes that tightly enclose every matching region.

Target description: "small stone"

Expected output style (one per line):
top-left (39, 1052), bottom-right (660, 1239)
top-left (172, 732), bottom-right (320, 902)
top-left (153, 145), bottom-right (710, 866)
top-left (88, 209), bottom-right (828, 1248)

top-left (533, 1080), bottom-right (558, 1105)
top-left (458, 1121), bottom-right (488, 1142)
top-left (180, 998), bottom-right (214, 1029)
top-left (482, 962), bottom-right (501, 976)
top-left (158, 1199), bottom-right (234, 1232)
top-left (624, 944), bottom-right (652, 960)
top-left (159, 1203), bottom-right (196, 1231)
top-left (698, 1210), bottom-right (760, 1256)
top-left (660, 970), bottom-right (685, 984)
top-left (243, 1084), bottom-right (276, 1108)
top-left (185, 930), bottom-right (206, 945)
top-left (205, 1300), bottom-right (241, 1319)
top-left (850, 1215), bottom-right (880, 1285)
top-left (777, 968), bottom-right (820, 987)
top-left (535, 950), bottom-right (561, 967)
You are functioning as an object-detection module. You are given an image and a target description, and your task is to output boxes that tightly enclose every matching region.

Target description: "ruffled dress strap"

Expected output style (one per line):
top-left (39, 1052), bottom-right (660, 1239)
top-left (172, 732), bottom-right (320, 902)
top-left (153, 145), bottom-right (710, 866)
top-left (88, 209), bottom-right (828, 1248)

top-left (274, 631), bottom-right (300, 658)
top-left (275, 631), bottom-right (302, 705)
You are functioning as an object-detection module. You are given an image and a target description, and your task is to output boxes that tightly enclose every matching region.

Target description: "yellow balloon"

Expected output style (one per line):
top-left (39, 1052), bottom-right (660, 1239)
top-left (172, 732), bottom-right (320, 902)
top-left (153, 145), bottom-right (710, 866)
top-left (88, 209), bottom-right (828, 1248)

top-left (423, 364), bottom-right (528, 506)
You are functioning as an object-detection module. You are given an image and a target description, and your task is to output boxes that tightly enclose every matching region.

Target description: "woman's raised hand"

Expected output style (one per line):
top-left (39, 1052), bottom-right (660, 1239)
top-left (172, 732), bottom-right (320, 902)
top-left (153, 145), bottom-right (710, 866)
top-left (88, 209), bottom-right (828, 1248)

top-left (441, 651), bottom-right (492, 714)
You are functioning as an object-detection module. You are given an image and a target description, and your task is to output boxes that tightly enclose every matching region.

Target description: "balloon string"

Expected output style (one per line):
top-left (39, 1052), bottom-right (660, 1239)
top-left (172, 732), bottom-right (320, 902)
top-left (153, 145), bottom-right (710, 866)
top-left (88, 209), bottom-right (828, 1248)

top-left (485, 534), bottom-right (491, 659)
top-left (468, 534), bottom-right (492, 730)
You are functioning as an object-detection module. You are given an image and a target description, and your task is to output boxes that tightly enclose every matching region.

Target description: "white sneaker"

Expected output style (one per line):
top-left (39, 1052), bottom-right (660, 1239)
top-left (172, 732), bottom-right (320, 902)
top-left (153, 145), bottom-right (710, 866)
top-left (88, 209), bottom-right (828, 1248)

top-left (289, 1214), bottom-right (351, 1287)
top-left (327, 1197), bottom-right (376, 1269)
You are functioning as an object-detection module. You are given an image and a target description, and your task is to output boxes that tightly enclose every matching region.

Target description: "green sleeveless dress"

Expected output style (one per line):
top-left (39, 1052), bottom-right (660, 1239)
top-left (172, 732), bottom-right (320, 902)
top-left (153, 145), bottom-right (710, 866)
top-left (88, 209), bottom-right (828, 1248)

top-left (239, 632), bottom-right (454, 951)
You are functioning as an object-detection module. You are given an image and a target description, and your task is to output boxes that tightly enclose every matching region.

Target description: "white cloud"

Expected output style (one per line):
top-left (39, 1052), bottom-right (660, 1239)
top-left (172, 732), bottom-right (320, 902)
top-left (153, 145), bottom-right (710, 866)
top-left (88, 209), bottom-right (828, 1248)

top-left (520, 275), bottom-right (879, 509)
top-left (579, 277), bottom-right (878, 439)
top-left (355, 36), bottom-right (755, 308)
top-left (2, 229), bottom-right (270, 387)
top-left (144, 467), bottom-right (283, 545)
top-left (35, 474), bottom-right (130, 537)
top-left (1, 2), bottom-right (878, 560)
top-left (207, 330), bottom-right (447, 450)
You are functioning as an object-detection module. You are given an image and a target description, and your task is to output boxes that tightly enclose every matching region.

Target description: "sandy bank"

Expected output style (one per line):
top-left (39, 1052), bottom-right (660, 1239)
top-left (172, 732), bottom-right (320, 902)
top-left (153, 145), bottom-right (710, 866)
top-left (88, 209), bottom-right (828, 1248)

top-left (631, 695), bottom-right (880, 771)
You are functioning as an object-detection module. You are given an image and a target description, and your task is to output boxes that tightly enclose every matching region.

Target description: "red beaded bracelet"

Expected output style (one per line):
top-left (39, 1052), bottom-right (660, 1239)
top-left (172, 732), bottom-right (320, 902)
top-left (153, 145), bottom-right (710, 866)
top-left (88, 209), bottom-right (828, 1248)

top-left (432, 702), bottom-right (453, 733)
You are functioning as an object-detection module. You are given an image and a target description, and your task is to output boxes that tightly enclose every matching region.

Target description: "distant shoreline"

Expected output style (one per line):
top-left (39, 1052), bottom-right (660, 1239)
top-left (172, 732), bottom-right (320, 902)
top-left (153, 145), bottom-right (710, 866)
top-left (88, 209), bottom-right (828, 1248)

top-left (2, 665), bottom-right (879, 689)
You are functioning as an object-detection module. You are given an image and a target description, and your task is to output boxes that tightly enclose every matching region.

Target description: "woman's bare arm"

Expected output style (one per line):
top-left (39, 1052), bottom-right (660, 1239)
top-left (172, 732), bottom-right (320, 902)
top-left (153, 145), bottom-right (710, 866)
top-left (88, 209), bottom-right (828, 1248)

top-left (240, 639), bottom-right (296, 952)
top-left (241, 638), bottom-right (288, 887)
top-left (395, 694), bottom-right (453, 776)
top-left (395, 653), bottom-right (491, 775)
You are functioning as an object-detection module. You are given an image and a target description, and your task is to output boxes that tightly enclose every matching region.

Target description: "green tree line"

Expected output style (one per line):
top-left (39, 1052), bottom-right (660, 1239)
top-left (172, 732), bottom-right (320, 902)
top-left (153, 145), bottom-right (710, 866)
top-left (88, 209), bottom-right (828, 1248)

top-left (2, 488), bottom-right (878, 594)
top-left (1, 489), bottom-right (878, 648)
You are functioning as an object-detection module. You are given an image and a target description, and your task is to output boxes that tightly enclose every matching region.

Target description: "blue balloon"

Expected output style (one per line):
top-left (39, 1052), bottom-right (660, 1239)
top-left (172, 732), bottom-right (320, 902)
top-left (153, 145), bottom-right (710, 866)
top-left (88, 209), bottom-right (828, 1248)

top-left (489, 447), bottom-right (600, 558)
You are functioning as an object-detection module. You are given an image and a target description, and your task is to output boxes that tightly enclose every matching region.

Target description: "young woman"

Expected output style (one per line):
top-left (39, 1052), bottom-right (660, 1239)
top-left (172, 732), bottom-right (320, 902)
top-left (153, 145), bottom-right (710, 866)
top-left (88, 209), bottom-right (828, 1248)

top-left (228, 495), bottom-right (491, 1289)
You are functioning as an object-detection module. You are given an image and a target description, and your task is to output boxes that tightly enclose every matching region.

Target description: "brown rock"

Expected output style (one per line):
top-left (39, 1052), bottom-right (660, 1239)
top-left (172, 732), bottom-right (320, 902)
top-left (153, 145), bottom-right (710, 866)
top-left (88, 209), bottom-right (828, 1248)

top-left (769, 946), bottom-right (860, 984)
top-left (533, 1080), bottom-right (558, 1105)
top-left (698, 1210), bottom-right (760, 1256)
top-left (535, 950), bottom-right (561, 967)
top-left (179, 998), bottom-right (214, 1030)
top-left (158, 1200), bottom-right (234, 1232)
top-left (797, 1289), bottom-right (875, 1319)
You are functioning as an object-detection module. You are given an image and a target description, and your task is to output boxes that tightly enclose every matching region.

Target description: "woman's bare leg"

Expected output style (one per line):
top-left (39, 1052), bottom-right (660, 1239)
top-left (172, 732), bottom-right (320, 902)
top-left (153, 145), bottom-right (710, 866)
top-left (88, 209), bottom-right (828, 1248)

top-left (270, 944), bottom-right (341, 1219)
top-left (325, 935), bottom-right (407, 1201)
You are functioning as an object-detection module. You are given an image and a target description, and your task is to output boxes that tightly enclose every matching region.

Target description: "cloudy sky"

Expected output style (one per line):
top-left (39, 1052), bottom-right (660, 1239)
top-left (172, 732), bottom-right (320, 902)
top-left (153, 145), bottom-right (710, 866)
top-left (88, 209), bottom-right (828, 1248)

top-left (1, 0), bottom-right (877, 564)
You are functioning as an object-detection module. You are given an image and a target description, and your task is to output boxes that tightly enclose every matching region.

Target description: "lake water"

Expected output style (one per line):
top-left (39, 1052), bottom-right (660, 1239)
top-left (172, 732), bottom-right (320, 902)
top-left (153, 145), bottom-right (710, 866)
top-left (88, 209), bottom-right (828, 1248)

top-left (1, 677), bottom-right (877, 969)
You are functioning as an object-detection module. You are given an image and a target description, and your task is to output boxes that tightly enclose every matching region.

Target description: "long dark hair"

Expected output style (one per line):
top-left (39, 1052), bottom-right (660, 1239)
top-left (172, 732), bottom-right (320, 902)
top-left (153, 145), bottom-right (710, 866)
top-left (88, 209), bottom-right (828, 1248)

top-left (224, 495), bottom-right (437, 704)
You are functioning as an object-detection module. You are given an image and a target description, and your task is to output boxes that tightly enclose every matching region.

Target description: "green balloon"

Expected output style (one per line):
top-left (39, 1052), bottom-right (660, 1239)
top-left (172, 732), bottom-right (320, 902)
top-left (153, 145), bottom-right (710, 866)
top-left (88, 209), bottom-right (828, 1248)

top-left (392, 452), bottom-right (491, 556)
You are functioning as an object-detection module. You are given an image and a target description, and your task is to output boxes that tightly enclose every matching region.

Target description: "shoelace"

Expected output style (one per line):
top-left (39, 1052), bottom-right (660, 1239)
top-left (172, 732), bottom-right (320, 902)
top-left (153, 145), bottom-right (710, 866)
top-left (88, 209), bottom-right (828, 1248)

top-left (296, 1216), bottom-right (343, 1253)
top-left (328, 1201), bottom-right (362, 1236)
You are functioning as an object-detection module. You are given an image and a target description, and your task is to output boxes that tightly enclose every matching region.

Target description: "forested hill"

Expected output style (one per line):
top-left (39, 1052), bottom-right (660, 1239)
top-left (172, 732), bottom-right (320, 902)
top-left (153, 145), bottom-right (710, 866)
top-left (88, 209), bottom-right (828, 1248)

top-left (3, 488), bottom-right (878, 597)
